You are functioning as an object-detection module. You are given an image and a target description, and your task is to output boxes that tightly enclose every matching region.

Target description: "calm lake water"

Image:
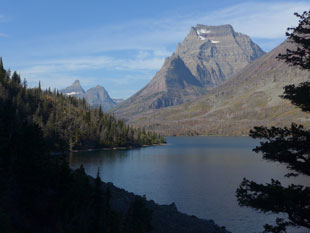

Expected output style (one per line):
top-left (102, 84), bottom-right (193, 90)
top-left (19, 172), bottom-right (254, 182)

top-left (68, 136), bottom-right (309, 233)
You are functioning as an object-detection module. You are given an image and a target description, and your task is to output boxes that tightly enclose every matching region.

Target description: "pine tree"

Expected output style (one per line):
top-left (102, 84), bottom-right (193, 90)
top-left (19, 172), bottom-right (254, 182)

top-left (236, 10), bottom-right (310, 232)
top-left (0, 57), bottom-right (4, 73)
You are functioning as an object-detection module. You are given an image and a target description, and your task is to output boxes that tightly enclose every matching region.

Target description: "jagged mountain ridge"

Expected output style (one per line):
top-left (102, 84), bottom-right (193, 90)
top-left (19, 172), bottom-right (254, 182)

top-left (126, 41), bottom-right (310, 136)
top-left (60, 80), bottom-right (117, 111)
top-left (114, 24), bottom-right (264, 118)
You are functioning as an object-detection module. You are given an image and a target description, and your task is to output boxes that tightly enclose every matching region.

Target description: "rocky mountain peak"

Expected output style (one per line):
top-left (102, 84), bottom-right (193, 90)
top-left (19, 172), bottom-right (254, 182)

top-left (60, 81), bottom-right (117, 111)
top-left (71, 80), bottom-right (84, 91)
top-left (61, 80), bottom-right (85, 96)
top-left (83, 85), bottom-right (116, 110)
top-left (176, 24), bottom-right (265, 86)
top-left (114, 24), bottom-right (265, 118)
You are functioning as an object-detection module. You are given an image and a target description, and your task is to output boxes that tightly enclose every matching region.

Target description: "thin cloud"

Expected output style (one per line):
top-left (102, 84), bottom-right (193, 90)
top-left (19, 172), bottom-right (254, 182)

top-left (16, 1), bottom-right (310, 58)
top-left (19, 53), bottom-right (165, 76)
top-left (208, 2), bottom-right (310, 39)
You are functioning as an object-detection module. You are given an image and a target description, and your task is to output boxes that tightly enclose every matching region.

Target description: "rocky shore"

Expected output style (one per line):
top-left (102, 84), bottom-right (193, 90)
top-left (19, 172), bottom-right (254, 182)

top-left (99, 180), bottom-right (230, 233)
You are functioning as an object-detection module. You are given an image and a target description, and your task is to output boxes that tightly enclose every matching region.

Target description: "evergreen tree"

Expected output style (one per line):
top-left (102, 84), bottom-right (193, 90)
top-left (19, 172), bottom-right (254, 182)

top-left (124, 197), bottom-right (153, 233)
top-left (236, 10), bottom-right (310, 233)
top-left (0, 57), bottom-right (4, 73)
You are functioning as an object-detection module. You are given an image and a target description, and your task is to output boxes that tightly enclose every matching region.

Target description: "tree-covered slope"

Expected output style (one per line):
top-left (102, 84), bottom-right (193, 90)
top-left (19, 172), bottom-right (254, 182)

top-left (0, 60), bottom-right (165, 152)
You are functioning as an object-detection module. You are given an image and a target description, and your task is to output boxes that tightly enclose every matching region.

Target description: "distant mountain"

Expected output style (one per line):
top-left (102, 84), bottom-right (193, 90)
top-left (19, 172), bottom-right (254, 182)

top-left (84, 85), bottom-right (117, 110)
top-left (60, 80), bottom-right (85, 97)
top-left (114, 24), bottom-right (264, 118)
top-left (112, 98), bottom-right (124, 104)
top-left (60, 81), bottom-right (117, 111)
top-left (124, 41), bottom-right (310, 136)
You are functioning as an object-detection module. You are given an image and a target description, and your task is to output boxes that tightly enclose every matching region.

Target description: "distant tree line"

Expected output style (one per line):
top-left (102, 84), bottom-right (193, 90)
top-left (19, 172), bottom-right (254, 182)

top-left (0, 60), bottom-right (154, 232)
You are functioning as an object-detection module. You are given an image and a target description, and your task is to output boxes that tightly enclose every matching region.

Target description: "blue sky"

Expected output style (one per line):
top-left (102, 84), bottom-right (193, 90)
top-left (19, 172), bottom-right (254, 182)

top-left (1, 0), bottom-right (310, 99)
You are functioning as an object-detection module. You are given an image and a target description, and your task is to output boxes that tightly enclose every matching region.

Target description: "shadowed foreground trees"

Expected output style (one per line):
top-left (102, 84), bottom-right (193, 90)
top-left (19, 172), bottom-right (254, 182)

top-left (236, 10), bottom-right (310, 232)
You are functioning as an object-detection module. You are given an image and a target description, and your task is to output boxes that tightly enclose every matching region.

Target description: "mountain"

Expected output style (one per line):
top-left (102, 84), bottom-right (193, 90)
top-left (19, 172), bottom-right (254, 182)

top-left (60, 81), bottom-right (117, 111)
top-left (112, 98), bottom-right (124, 104)
top-left (60, 80), bottom-right (85, 97)
top-left (84, 85), bottom-right (117, 110)
top-left (176, 24), bottom-right (264, 86)
top-left (124, 41), bottom-right (310, 136)
top-left (114, 24), bottom-right (264, 118)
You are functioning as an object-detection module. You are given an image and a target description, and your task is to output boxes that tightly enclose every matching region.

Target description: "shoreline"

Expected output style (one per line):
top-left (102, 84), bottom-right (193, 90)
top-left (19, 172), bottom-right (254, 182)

top-left (94, 177), bottom-right (230, 233)
top-left (50, 143), bottom-right (167, 155)
top-left (70, 143), bottom-right (167, 153)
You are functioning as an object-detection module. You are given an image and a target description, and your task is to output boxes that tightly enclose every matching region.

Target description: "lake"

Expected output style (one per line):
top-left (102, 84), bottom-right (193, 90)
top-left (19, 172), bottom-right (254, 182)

top-left (68, 136), bottom-right (309, 233)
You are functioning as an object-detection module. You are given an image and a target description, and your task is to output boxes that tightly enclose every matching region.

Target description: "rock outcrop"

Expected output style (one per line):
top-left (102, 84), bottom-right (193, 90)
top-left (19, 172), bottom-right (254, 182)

top-left (100, 180), bottom-right (230, 233)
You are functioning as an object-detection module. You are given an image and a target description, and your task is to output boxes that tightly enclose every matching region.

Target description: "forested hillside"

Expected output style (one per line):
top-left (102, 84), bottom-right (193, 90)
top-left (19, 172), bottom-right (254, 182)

top-left (0, 58), bottom-right (158, 233)
top-left (0, 59), bottom-right (165, 152)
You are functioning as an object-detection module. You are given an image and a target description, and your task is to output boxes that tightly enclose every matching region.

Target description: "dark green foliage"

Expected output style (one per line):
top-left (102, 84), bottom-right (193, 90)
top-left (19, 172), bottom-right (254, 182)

top-left (281, 82), bottom-right (310, 112)
top-left (0, 61), bottom-right (154, 232)
top-left (277, 10), bottom-right (310, 70)
top-left (124, 197), bottom-right (153, 233)
top-left (237, 179), bottom-right (310, 230)
top-left (236, 10), bottom-right (310, 233)
top-left (250, 123), bottom-right (310, 176)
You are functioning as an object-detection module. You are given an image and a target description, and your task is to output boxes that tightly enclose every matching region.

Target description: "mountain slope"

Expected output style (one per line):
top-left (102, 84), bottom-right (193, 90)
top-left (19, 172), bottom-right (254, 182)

top-left (113, 54), bottom-right (206, 116)
top-left (60, 81), bottom-right (117, 111)
top-left (114, 24), bottom-right (264, 118)
top-left (125, 41), bottom-right (310, 136)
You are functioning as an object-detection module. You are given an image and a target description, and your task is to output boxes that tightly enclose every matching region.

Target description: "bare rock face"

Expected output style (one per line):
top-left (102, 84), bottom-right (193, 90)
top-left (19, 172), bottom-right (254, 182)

top-left (84, 85), bottom-right (117, 111)
top-left (130, 54), bottom-right (204, 110)
top-left (176, 24), bottom-right (265, 86)
top-left (114, 24), bottom-right (264, 119)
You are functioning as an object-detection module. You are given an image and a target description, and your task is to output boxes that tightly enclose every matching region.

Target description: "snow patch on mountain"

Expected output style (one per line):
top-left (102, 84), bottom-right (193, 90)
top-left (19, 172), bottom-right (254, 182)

top-left (66, 92), bottom-right (79, 96)
top-left (197, 29), bottom-right (211, 34)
